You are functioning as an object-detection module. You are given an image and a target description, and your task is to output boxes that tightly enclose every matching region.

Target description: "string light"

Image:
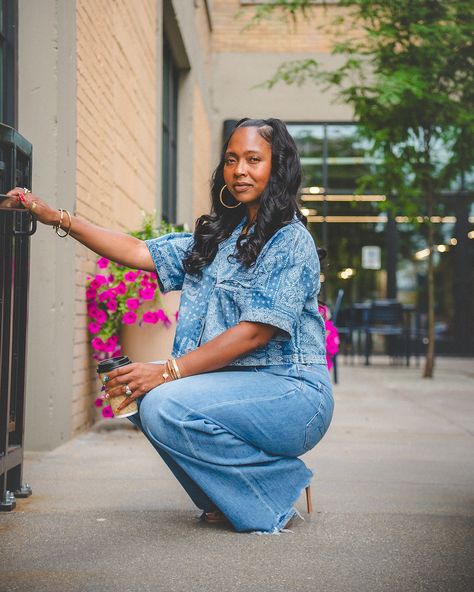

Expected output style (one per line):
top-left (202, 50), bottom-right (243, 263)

top-left (338, 268), bottom-right (355, 280)
top-left (301, 194), bottom-right (385, 202)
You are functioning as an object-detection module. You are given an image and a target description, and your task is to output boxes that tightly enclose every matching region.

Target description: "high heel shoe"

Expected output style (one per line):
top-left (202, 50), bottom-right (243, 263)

top-left (305, 485), bottom-right (313, 514)
top-left (201, 510), bottom-right (229, 525)
top-left (201, 486), bottom-right (313, 527)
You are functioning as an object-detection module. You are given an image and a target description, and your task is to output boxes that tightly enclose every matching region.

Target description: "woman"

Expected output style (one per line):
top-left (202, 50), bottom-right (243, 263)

top-left (6, 117), bottom-right (334, 533)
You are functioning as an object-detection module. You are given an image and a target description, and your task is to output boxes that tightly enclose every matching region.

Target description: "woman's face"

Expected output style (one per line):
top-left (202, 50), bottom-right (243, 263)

top-left (223, 126), bottom-right (272, 207)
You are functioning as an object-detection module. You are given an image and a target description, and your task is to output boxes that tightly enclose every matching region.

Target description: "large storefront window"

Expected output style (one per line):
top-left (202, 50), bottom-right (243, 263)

top-left (288, 123), bottom-right (474, 354)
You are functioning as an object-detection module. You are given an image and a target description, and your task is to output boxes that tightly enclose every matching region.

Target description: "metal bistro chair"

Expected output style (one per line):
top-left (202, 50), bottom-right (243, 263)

top-left (363, 300), bottom-right (410, 366)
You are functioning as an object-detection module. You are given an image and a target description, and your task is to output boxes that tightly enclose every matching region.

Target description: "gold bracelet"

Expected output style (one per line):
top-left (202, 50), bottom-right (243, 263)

top-left (54, 209), bottom-right (64, 231)
top-left (166, 359), bottom-right (177, 381)
top-left (170, 358), bottom-right (182, 380)
top-left (63, 209), bottom-right (72, 236)
top-left (54, 208), bottom-right (69, 238)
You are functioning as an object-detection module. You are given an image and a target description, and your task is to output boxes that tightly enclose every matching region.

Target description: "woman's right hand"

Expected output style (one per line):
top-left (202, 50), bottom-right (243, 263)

top-left (5, 187), bottom-right (60, 226)
top-left (4, 187), bottom-right (155, 271)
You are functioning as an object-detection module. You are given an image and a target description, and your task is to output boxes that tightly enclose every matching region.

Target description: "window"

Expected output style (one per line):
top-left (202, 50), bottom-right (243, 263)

top-left (288, 122), bottom-right (473, 353)
top-left (0, 0), bottom-right (17, 127)
top-left (161, 37), bottom-right (179, 224)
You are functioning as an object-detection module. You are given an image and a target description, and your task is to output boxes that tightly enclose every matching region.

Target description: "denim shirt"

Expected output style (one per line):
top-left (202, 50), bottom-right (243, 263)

top-left (146, 218), bottom-right (327, 366)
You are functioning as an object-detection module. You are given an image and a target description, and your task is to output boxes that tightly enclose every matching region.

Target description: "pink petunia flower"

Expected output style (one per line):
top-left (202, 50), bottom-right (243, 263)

top-left (142, 311), bottom-right (158, 324)
top-left (97, 257), bottom-right (110, 269)
top-left (108, 334), bottom-right (119, 345)
top-left (104, 337), bottom-right (117, 352)
top-left (98, 289), bottom-right (112, 303)
top-left (91, 337), bottom-right (105, 351)
top-left (126, 298), bottom-right (139, 311)
top-left (106, 299), bottom-right (118, 312)
top-left (90, 275), bottom-right (108, 289)
top-left (156, 309), bottom-right (171, 327)
top-left (139, 287), bottom-right (155, 300)
top-left (318, 304), bottom-right (329, 321)
top-left (122, 311), bottom-right (137, 325)
top-left (114, 281), bottom-right (127, 295)
top-left (94, 397), bottom-right (104, 408)
top-left (102, 405), bottom-right (114, 418)
top-left (88, 322), bottom-right (101, 335)
top-left (316, 305), bottom-right (340, 368)
top-left (124, 271), bottom-right (138, 282)
top-left (95, 309), bottom-right (107, 324)
top-left (86, 287), bottom-right (97, 300)
top-left (87, 304), bottom-right (98, 319)
top-left (326, 321), bottom-right (340, 356)
top-left (107, 274), bottom-right (114, 283)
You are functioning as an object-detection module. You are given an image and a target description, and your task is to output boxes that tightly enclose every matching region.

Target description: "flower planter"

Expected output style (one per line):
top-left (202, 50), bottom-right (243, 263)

top-left (119, 291), bottom-right (181, 362)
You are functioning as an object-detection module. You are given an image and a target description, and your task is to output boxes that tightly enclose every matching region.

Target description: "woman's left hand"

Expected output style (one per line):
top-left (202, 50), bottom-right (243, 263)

top-left (104, 362), bottom-right (166, 412)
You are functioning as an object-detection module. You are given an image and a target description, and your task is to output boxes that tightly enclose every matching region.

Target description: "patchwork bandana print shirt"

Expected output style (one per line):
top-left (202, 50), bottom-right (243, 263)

top-left (146, 217), bottom-right (327, 366)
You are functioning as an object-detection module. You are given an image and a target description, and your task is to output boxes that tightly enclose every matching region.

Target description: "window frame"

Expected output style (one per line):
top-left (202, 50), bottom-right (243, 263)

top-left (0, 0), bottom-right (18, 127)
top-left (161, 36), bottom-right (179, 224)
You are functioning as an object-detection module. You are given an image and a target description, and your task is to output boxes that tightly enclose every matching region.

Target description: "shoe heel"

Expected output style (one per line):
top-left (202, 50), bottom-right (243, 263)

top-left (305, 485), bottom-right (313, 514)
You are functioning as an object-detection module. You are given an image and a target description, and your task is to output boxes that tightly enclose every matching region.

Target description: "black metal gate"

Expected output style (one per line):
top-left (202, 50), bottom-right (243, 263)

top-left (0, 123), bottom-right (35, 511)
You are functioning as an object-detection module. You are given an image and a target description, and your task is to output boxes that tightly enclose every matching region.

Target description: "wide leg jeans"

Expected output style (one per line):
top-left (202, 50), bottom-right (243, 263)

top-left (128, 363), bottom-right (334, 533)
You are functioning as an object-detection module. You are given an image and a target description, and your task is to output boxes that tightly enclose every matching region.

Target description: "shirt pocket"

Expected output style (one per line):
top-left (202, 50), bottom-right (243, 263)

top-left (216, 263), bottom-right (260, 291)
top-left (217, 275), bottom-right (252, 293)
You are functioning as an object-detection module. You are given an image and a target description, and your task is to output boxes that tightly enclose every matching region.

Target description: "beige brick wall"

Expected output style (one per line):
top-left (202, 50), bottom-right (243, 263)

top-left (196, 0), bottom-right (213, 73)
top-left (74, 0), bottom-right (158, 435)
top-left (212, 0), bottom-right (349, 53)
top-left (193, 83), bottom-right (214, 222)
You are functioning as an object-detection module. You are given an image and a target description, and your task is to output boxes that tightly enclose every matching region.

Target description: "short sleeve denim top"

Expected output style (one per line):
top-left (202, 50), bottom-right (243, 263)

top-left (146, 218), bottom-right (327, 366)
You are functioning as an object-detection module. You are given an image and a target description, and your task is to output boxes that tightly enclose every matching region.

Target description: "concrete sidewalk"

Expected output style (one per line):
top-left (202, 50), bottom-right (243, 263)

top-left (1, 357), bottom-right (473, 592)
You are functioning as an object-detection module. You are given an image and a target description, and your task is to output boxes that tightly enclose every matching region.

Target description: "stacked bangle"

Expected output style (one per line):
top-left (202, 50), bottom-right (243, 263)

top-left (168, 358), bottom-right (182, 380)
top-left (161, 358), bottom-right (182, 383)
top-left (161, 358), bottom-right (181, 382)
top-left (54, 208), bottom-right (72, 238)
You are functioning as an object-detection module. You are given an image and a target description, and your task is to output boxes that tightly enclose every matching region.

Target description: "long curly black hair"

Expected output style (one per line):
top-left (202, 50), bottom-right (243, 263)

top-left (183, 117), bottom-right (308, 275)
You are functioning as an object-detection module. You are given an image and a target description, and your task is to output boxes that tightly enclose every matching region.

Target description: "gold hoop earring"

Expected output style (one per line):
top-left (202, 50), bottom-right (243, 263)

top-left (219, 185), bottom-right (242, 209)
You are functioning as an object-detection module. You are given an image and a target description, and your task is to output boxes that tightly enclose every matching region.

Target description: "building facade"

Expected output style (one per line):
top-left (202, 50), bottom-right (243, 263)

top-left (2, 0), bottom-right (472, 450)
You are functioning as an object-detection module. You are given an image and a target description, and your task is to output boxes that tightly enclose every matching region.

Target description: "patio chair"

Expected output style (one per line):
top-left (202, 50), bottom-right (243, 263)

top-left (363, 300), bottom-right (410, 365)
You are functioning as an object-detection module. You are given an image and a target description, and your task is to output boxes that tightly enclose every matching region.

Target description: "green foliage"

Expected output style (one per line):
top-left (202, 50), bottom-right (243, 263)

top-left (255, 0), bottom-right (474, 211)
top-left (238, 0), bottom-right (315, 29)
top-left (252, 0), bottom-right (473, 374)
top-left (129, 211), bottom-right (184, 240)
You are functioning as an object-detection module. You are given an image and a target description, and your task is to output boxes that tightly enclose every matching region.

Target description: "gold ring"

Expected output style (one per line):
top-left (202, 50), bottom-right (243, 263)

top-left (31, 202), bottom-right (37, 210)
top-left (24, 188), bottom-right (31, 194)
top-left (124, 385), bottom-right (132, 396)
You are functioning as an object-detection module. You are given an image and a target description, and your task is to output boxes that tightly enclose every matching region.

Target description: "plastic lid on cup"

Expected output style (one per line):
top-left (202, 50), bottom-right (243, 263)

top-left (97, 356), bottom-right (132, 373)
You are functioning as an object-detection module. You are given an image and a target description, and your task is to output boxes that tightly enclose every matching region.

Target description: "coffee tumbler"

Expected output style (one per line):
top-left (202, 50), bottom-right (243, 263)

top-left (97, 355), bottom-right (138, 418)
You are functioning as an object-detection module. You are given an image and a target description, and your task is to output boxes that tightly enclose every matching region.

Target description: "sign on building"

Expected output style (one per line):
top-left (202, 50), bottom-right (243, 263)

top-left (362, 246), bottom-right (381, 270)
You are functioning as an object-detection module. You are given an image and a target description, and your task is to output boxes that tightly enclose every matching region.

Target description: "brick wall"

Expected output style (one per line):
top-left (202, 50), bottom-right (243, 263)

top-left (74, 0), bottom-right (158, 435)
top-left (212, 0), bottom-right (349, 53)
top-left (192, 84), bottom-right (214, 223)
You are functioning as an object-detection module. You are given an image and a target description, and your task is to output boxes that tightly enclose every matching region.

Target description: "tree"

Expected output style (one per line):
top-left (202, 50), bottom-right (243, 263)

top-left (252, 0), bottom-right (474, 377)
